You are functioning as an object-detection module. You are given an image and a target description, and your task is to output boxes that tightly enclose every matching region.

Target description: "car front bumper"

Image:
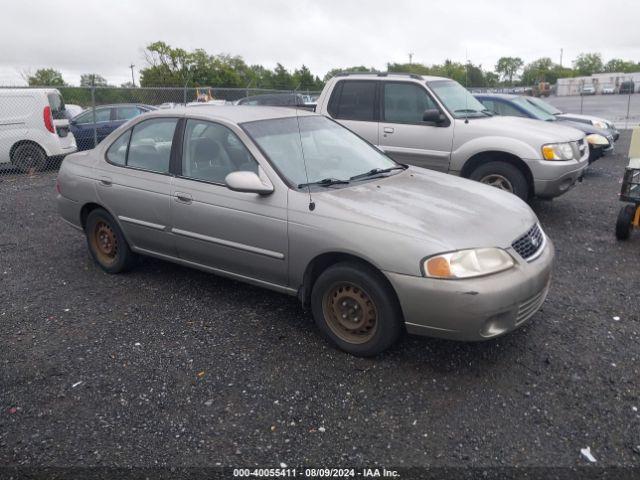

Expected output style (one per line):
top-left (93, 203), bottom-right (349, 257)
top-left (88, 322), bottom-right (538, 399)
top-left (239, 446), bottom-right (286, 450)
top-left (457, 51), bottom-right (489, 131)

top-left (385, 239), bottom-right (554, 341)
top-left (530, 154), bottom-right (589, 199)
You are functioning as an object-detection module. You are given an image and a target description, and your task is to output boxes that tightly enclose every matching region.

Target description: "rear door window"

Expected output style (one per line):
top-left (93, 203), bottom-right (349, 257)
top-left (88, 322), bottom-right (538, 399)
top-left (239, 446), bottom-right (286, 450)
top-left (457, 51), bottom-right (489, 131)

top-left (328, 81), bottom-right (376, 121)
top-left (106, 130), bottom-right (131, 166)
top-left (75, 108), bottom-right (111, 124)
top-left (115, 106), bottom-right (143, 121)
top-left (494, 101), bottom-right (527, 117)
top-left (127, 118), bottom-right (178, 173)
top-left (47, 93), bottom-right (66, 119)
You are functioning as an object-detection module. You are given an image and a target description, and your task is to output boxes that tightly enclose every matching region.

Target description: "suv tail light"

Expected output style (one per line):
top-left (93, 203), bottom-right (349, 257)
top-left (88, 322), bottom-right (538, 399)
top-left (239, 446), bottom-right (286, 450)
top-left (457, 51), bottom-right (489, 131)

top-left (43, 106), bottom-right (55, 133)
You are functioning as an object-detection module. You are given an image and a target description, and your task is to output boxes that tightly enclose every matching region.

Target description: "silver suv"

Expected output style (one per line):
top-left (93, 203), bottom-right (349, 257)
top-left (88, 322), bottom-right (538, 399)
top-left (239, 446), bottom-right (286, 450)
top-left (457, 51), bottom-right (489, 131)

top-left (315, 73), bottom-right (589, 200)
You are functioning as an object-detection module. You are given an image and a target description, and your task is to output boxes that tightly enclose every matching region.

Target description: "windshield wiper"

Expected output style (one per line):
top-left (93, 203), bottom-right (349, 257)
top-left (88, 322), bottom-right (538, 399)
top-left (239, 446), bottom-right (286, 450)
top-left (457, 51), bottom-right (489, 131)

top-left (454, 108), bottom-right (484, 115)
top-left (481, 109), bottom-right (494, 116)
top-left (349, 165), bottom-right (407, 181)
top-left (298, 177), bottom-right (350, 188)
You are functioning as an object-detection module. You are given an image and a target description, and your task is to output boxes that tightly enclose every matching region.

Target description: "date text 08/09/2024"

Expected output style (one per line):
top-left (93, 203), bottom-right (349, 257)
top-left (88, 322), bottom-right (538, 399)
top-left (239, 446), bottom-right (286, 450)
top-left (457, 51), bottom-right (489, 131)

top-left (233, 468), bottom-right (400, 478)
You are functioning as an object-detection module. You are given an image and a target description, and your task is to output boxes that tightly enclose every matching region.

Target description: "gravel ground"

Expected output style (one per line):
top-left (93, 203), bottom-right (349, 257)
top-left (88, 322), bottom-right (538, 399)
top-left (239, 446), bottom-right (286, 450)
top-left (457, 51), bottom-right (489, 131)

top-left (1, 132), bottom-right (639, 471)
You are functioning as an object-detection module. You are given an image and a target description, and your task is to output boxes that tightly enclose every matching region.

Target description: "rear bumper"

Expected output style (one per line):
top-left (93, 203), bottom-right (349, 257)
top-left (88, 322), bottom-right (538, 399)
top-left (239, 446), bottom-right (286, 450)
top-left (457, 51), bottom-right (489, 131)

top-left (384, 240), bottom-right (554, 341)
top-left (57, 193), bottom-right (82, 229)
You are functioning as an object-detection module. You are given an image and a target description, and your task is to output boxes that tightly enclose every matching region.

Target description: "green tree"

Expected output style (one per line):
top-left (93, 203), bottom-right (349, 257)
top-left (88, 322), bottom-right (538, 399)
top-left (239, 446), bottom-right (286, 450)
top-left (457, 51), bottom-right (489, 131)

top-left (573, 53), bottom-right (603, 76)
top-left (495, 57), bottom-right (524, 85)
top-left (604, 58), bottom-right (634, 73)
top-left (323, 66), bottom-right (373, 82)
top-left (27, 68), bottom-right (65, 86)
top-left (520, 57), bottom-right (555, 85)
top-left (484, 71), bottom-right (500, 87)
top-left (80, 74), bottom-right (108, 87)
top-left (387, 62), bottom-right (433, 75)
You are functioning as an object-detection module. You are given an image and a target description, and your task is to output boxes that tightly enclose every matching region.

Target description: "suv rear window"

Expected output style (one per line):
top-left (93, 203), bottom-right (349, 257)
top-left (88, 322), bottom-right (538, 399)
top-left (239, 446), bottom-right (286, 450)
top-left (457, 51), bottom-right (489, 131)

top-left (328, 81), bottom-right (376, 121)
top-left (48, 93), bottom-right (66, 120)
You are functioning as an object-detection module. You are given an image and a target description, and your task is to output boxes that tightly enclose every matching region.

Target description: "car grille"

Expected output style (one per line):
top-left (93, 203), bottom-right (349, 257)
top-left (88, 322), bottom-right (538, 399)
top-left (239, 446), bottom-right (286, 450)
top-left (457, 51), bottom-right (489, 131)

top-left (511, 224), bottom-right (544, 261)
top-left (516, 282), bottom-right (550, 325)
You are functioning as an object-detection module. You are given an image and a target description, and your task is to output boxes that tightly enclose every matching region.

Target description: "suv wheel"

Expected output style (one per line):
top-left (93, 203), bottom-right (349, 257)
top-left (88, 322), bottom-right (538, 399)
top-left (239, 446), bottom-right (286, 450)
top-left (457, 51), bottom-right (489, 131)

top-left (470, 161), bottom-right (529, 200)
top-left (85, 209), bottom-right (137, 273)
top-left (12, 144), bottom-right (48, 173)
top-left (310, 262), bottom-right (403, 356)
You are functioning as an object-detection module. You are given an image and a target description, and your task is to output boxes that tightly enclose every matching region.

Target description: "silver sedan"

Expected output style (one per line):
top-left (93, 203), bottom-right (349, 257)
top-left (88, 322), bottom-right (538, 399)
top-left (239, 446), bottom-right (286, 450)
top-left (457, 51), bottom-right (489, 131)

top-left (57, 106), bottom-right (554, 356)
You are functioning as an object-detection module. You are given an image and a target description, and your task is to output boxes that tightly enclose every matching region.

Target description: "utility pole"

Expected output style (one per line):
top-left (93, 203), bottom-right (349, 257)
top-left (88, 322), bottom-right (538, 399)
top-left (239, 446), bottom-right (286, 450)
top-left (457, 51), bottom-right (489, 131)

top-left (559, 48), bottom-right (563, 67)
top-left (129, 64), bottom-right (136, 87)
top-left (408, 52), bottom-right (413, 65)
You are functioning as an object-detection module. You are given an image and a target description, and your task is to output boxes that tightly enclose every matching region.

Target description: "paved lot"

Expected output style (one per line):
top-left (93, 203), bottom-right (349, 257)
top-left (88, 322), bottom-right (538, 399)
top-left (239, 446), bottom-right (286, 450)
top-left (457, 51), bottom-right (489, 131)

top-left (1, 133), bottom-right (639, 470)
top-left (546, 93), bottom-right (640, 128)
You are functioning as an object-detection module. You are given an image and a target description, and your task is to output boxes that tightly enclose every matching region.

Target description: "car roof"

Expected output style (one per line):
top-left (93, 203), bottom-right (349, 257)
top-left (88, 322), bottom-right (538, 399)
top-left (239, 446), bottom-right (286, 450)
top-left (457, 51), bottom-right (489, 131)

top-left (332, 72), bottom-right (448, 82)
top-left (90, 103), bottom-right (155, 109)
top-left (474, 93), bottom-right (520, 100)
top-left (145, 104), bottom-right (318, 123)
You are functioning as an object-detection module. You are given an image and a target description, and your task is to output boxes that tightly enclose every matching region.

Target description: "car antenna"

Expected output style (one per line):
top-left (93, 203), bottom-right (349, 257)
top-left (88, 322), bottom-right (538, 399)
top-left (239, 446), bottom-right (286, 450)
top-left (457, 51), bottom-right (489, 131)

top-left (464, 49), bottom-right (470, 124)
top-left (294, 103), bottom-right (315, 211)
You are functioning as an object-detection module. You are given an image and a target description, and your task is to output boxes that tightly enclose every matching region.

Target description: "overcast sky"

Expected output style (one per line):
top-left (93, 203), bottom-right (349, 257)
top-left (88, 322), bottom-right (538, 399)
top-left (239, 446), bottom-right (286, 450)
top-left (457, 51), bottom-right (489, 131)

top-left (2, 0), bottom-right (639, 86)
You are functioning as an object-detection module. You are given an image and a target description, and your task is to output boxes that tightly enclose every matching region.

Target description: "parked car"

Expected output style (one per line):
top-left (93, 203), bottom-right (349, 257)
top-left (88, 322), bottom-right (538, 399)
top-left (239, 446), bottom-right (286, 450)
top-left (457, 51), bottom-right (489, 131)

top-left (0, 88), bottom-right (76, 171)
top-left (580, 85), bottom-right (596, 95)
top-left (315, 72), bottom-right (589, 200)
top-left (602, 85), bottom-right (615, 94)
top-left (236, 93), bottom-right (305, 106)
top-left (475, 93), bottom-right (614, 163)
top-left (524, 96), bottom-right (619, 141)
top-left (619, 81), bottom-right (635, 95)
top-left (70, 104), bottom-right (156, 151)
top-left (57, 106), bottom-right (554, 356)
top-left (63, 104), bottom-right (84, 118)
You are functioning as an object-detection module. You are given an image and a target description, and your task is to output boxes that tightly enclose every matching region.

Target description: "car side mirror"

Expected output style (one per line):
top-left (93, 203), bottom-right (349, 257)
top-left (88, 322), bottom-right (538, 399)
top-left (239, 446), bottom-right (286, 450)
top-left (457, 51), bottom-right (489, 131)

top-left (69, 119), bottom-right (77, 125)
top-left (423, 109), bottom-right (446, 124)
top-left (225, 171), bottom-right (274, 195)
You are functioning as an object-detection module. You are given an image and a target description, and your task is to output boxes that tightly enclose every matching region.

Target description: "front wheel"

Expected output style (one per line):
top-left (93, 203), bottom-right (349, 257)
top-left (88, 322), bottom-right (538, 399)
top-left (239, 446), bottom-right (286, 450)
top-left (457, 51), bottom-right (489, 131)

top-left (85, 209), bottom-right (137, 273)
top-left (311, 262), bottom-right (403, 356)
top-left (469, 161), bottom-right (530, 200)
top-left (615, 204), bottom-right (636, 240)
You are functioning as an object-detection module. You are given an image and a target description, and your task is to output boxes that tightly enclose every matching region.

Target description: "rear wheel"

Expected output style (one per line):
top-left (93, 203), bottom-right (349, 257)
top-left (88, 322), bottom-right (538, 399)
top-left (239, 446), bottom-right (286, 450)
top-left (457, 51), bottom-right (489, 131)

top-left (311, 262), bottom-right (403, 356)
top-left (12, 143), bottom-right (48, 173)
top-left (470, 161), bottom-right (530, 200)
top-left (615, 204), bottom-right (636, 240)
top-left (85, 209), bottom-right (136, 273)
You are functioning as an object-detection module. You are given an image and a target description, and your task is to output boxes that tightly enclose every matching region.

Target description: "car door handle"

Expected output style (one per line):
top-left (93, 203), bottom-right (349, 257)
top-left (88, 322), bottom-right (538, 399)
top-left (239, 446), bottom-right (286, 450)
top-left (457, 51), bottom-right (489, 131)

top-left (98, 176), bottom-right (112, 186)
top-left (175, 192), bottom-right (193, 203)
top-left (383, 127), bottom-right (394, 134)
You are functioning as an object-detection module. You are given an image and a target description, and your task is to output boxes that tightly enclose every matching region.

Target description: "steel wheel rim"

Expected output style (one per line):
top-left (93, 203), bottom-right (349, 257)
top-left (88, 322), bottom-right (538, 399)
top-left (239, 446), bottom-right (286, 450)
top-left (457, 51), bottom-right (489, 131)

top-left (322, 282), bottom-right (378, 344)
top-left (91, 220), bottom-right (118, 265)
top-left (480, 174), bottom-right (514, 193)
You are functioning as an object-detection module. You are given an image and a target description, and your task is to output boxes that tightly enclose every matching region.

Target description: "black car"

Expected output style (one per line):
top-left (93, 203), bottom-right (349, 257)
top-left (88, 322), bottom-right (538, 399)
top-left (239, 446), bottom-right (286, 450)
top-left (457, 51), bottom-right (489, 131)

top-left (475, 94), bottom-right (614, 163)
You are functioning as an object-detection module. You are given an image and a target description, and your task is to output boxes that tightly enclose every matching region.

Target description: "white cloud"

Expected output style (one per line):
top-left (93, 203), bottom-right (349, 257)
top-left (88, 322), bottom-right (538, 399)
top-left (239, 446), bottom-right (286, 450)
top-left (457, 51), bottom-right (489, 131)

top-left (1, 0), bottom-right (638, 85)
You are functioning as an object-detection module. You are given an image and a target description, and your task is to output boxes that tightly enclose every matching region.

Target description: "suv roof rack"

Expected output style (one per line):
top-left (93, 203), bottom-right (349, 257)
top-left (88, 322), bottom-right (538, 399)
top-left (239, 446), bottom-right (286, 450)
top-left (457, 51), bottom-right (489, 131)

top-left (333, 71), bottom-right (423, 80)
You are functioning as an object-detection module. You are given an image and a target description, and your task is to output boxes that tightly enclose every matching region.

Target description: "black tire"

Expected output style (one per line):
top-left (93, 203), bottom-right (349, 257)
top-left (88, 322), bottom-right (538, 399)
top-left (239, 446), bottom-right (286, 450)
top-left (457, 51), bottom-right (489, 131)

top-left (12, 143), bottom-right (48, 173)
top-left (615, 205), bottom-right (636, 241)
top-left (310, 262), bottom-right (403, 357)
top-left (85, 209), bottom-right (137, 273)
top-left (469, 161), bottom-right (530, 201)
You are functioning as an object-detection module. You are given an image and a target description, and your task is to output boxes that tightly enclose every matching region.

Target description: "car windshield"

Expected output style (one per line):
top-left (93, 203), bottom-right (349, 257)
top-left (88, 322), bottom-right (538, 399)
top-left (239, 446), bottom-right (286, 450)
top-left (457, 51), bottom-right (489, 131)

top-left (526, 97), bottom-right (562, 115)
top-left (427, 80), bottom-right (489, 118)
top-left (242, 115), bottom-right (397, 187)
top-left (510, 97), bottom-right (556, 121)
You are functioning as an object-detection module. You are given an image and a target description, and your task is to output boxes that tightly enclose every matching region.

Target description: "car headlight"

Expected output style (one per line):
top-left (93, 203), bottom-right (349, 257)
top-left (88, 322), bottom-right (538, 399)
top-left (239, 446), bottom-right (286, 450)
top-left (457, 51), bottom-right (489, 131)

top-left (423, 248), bottom-right (515, 279)
top-left (542, 142), bottom-right (574, 161)
top-left (592, 120), bottom-right (608, 130)
top-left (585, 133), bottom-right (609, 146)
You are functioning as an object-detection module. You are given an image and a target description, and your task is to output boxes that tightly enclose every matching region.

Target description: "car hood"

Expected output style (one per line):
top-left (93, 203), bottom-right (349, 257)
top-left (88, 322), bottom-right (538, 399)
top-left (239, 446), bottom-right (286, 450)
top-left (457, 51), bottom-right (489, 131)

top-left (313, 167), bottom-right (538, 252)
top-left (555, 119), bottom-right (612, 137)
top-left (557, 113), bottom-right (614, 127)
top-left (465, 115), bottom-right (585, 143)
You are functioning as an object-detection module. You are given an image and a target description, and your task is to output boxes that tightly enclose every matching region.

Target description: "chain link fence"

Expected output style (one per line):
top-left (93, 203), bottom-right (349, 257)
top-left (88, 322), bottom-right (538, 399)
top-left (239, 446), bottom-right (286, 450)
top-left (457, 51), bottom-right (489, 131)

top-left (0, 85), bottom-right (321, 176)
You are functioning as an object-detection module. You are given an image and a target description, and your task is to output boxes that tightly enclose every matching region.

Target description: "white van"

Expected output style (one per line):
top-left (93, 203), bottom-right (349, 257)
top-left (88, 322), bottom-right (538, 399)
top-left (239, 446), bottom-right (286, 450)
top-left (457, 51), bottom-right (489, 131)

top-left (0, 88), bottom-right (77, 171)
